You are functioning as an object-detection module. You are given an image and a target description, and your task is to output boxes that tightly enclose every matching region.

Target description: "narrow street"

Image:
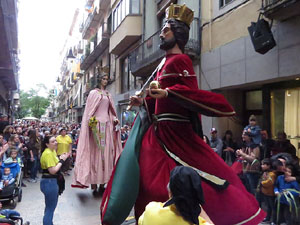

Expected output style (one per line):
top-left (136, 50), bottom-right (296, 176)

top-left (13, 172), bottom-right (264, 225)
top-left (13, 172), bottom-right (135, 225)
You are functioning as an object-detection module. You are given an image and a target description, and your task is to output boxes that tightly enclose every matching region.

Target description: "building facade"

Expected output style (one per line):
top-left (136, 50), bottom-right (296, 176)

top-left (201, 0), bottom-right (300, 152)
top-left (0, 0), bottom-right (20, 122)
top-left (54, 0), bottom-right (299, 153)
top-left (117, 0), bottom-right (201, 126)
top-left (56, 0), bottom-right (201, 127)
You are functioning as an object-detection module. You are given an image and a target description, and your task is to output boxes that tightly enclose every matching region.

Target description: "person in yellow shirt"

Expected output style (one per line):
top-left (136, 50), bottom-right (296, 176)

top-left (138, 166), bottom-right (214, 225)
top-left (56, 128), bottom-right (72, 175)
top-left (40, 136), bottom-right (69, 225)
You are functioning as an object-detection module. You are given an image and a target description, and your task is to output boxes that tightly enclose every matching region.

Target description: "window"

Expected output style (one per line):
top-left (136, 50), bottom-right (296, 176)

top-left (159, 13), bottom-right (167, 29)
top-left (245, 90), bottom-right (263, 128)
top-left (121, 57), bottom-right (136, 93)
top-left (131, 0), bottom-right (139, 14)
top-left (113, 10), bottom-right (117, 32)
top-left (246, 90), bottom-right (262, 110)
top-left (112, 0), bottom-right (140, 32)
top-left (219, 0), bottom-right (234, 8)
top-left (271, 88), bottom-right (300, 152)
top-left (121, 57), bottom-right (129, 92)
top-left (80, 86), bottom-right (82, 106)
top-left (97, 24), bottom-right (103, 45)
top-left (110, 54), bottom-right (116, 81)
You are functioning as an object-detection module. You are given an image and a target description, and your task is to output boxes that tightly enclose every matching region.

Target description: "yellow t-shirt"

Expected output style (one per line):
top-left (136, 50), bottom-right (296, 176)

top-left (56, 135), bottom-right (72, 155)
top-left (138, 202), bottom-right (213, 225)
top-left (40, 148), bottom-right (59, 170)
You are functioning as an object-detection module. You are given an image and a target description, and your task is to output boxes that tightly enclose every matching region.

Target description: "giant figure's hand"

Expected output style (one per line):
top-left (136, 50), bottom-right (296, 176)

top-left (148, 88), bottom-right (168, 99)
top-left (114, 118), bottom-right (120, 126)
top-left (127, 95), bottom-right (144, 110)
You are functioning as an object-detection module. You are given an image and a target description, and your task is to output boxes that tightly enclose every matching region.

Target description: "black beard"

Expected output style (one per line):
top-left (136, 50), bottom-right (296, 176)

top-left (159, 36), bottom-right (176, 51)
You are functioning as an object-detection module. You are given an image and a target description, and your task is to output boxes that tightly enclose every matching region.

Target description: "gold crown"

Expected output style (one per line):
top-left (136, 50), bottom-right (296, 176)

top-left (100, 66), bottom-right (110, 75)
top-left (165, 4), bottom-right (194, 27)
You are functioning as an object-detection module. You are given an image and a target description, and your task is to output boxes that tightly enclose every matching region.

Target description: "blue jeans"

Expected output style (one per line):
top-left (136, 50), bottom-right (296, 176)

top-left (40, 178), bottom-right (58, 225)
top-left (0, 209), bottom-right (20, 218)
top-left (30, 155), bottom-right (38, 180)
top-left (245, 172), bottom-right (260, 195)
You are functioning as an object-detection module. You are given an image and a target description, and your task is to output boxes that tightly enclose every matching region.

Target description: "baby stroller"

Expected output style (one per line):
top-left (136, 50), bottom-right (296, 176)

top-left (0, 215), bottom-right (29, 225)
top-left (0, 163), bottom-right (23, 208)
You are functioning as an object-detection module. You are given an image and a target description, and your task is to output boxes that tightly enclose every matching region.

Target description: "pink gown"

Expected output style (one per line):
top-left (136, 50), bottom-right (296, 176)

top-left (72, 89), bottom-right (122, 187)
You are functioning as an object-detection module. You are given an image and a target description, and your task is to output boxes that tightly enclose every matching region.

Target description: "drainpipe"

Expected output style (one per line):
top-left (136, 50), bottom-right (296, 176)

top-left (198, 0), bottom-right (202, 56)
top-left (141, 0), bottom-right (146, 61)
top-left (198, 0), bottom-right (202, 88)
top-left (209, 0), bottom-right (212, 51)
top-left (142, 0), bottom-right (145, 42)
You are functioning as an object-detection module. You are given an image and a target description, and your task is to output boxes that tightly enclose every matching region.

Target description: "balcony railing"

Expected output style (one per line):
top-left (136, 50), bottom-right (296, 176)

top-left (82, 12), bottom-right (94, 38)
top-left (129, 18), bottom-right (200, 76)
top-left (262, 0), bottom-right (300, 20)
top-left (82, 7), bottom-right (102, 39)
top-left (80, 24), bottom-right (110, 71)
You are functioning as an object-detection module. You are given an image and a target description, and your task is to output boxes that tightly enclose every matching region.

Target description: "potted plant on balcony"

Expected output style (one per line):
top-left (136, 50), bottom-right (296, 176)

top-left (85, 43), bottom-right (90, 57)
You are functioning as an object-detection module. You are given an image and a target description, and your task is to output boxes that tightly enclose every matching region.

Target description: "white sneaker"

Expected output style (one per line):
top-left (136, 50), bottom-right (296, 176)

top-left (28, 178), bottom-right (37, 183)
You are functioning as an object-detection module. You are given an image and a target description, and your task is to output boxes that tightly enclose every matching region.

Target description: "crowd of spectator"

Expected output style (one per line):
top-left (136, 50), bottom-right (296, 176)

top-left (0, 113), bottom-right (297, 224)
top-left (207, 115), bottom-right (299, 225)
top-left (0, 120), bottom-right (80, 186)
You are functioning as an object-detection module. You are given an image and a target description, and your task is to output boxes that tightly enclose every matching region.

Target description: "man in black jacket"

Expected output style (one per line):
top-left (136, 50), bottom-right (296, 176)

top-left (272, 131), bottom-right (296, 157)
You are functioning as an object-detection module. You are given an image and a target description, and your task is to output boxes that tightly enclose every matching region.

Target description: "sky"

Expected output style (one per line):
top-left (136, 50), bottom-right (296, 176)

top-left (18, 0), bottom-right (82, 94)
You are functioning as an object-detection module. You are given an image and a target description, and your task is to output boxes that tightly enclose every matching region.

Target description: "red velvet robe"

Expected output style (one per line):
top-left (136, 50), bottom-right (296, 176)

top-left (135, 54), bottom-right (265, 225)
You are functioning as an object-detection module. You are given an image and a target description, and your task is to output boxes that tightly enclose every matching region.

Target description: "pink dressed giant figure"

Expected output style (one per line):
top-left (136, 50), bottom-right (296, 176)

top-left (72, 74), bottom-right (123, 193)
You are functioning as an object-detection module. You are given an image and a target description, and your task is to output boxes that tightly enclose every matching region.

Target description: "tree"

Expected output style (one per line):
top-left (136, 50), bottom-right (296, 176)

top-left (18, 84), bottom-right (52, 119)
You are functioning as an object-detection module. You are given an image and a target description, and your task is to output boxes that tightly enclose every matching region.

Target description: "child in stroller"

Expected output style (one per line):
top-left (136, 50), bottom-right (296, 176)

top-left (0, 159), bottom-right (23, 208)
top-left (0, 202), bottom-right (29, 225)
top-left (0, 168), bottom-right (15, 191)
top-left (4, 150), bottom-right (23, 167)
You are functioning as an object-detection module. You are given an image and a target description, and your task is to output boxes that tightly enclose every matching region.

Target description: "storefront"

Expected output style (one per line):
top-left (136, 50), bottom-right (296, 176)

top-left (243, 80), bottom-right (300, 155)
top-left (271, 86), bottom-right (300, 153)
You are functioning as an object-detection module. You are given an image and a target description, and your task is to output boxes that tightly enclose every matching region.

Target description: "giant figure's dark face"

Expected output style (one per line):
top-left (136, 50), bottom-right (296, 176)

top-left (159, 23), bottom-right (176, 51)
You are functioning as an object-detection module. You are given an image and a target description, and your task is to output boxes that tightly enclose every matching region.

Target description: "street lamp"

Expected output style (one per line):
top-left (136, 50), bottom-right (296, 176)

top-left (67, 48), bottom-right (76, 60)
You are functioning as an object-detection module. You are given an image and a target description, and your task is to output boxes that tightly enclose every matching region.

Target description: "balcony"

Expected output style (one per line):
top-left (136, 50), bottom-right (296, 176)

top-left (82, 7), bottom-right (102, 39)
top-left (80, 24), bottom-right (110, 71)
top-left (156, 0), bottom-right (177, 17)
top-left (129, 18), bottom-right (200, 76)
top-left (110, 15), bottom-right (142, 55)
top-left (0, 68), bottom-right (17, 90)
top-left (262, 0), bottom-right (300, 21)
top-left (58, 91), bottom-right (64, 100)
top-left (99, 0), bottom-right (110, 12)
top-left (0, 0), bottom-right (18, 90)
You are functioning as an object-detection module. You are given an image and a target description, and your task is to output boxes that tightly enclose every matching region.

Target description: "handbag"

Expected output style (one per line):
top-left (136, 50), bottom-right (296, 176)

top-left (56, 171), bottom-right (65, 195)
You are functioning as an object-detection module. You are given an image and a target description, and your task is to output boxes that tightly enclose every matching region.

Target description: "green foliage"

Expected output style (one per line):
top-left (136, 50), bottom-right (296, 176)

top-left (18, 84), bottom-right (52, 119)
top-left (85, 42), bottom-right (90, 57)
